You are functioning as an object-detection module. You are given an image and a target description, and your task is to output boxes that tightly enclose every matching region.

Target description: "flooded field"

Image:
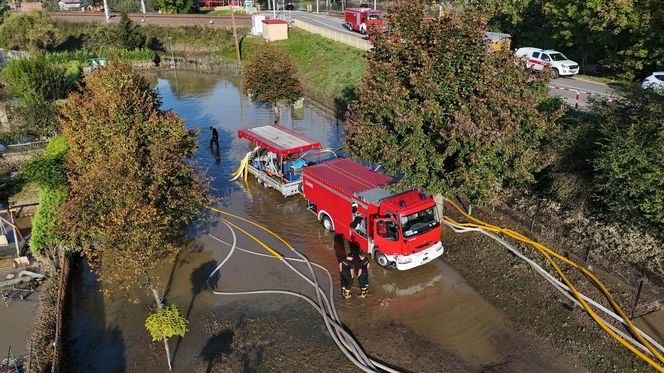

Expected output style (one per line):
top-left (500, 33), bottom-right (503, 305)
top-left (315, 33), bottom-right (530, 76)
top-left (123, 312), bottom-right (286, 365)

top-left (64, 71), bottom-right (581, 372)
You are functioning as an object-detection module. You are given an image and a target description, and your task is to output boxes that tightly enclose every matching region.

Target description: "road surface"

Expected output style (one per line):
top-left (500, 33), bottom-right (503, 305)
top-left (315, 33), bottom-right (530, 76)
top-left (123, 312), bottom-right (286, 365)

top-left (548, 77), bottom-right (615, 109)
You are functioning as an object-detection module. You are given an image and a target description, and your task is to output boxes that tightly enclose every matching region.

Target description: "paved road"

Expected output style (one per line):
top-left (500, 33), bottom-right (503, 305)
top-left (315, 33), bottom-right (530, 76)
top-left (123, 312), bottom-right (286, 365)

top-left (548, 77), bottom-right (615, 108)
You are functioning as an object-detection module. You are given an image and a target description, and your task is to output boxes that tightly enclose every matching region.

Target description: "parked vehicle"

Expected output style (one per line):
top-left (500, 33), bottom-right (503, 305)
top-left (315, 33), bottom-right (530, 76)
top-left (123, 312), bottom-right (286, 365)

top-left (485, 32), bottom-right (511, 52)
top-left (515, 47), bottom-right (579, 78)
top-left (344, 8), bottom-right (384, 34)
top-left (641, 72), bottom-right (664, 91)
top-left (302, 158), bottom-right (444, 270)
top-left (236, 125), bottom-right (444, 270)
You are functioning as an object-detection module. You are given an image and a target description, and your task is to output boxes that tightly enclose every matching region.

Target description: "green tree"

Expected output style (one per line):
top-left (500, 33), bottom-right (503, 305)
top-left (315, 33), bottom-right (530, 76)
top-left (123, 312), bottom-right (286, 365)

top-left (85, 12), bottom-right (147, 51)
top-left (0, 0), bottom-right (10, 24)
top-left (156, 0), bottom-right (194, 14)
top-left (0, 55), bottom-right (73, 136)
top-left (117, 12), bottom-right (147, 50)
top-left (345, 0), bottom-right (562, 202)
top-left (58, 61), bottom-right (207, 369)
top-left (0, 11), bottom-right (56, 53)
top-left (593, 87), bottom-right (664, 234)
top-left (145, 304), bottom-right (189, 371)
top-left (244, 46), bottom-right (303, 108)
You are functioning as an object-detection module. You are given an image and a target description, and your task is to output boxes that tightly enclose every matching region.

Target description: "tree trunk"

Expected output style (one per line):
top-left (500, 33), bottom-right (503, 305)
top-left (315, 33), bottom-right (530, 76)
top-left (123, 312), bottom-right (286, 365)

top-left (146, 273), bottom-right (172, 371)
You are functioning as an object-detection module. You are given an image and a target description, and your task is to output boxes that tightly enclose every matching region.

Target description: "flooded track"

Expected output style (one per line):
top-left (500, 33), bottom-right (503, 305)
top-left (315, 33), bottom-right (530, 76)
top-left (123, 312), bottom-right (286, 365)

top-left (64, 71), bottom-right (582, 372)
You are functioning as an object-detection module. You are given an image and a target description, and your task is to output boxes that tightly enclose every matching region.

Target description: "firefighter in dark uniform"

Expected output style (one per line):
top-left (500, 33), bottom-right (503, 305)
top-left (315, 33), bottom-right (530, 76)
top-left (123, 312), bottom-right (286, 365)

top-left (357, 251), bottom-right (370, 298)
top-left (339, 252), bottom-right (355, 299)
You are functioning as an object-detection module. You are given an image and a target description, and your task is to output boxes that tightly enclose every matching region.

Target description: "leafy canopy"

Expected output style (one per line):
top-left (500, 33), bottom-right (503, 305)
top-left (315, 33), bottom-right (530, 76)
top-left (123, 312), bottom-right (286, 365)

top-left (0, 10), bottom-right (56, 53)
top-left (84, 12), bottom-right (147, 51)
top-left (59, 61), bottom-right (208, 290)
top-left (145, 305), bottom-right (189, 341)
top-left (243, 46), bottom-right (303, 107)
top-left (593, 87), bottom-right (664, 234)
top-left (156, 0), bottom-right (194, 14)
top-left (345, 0), bottom-right (562, 202)
top-left (0, 55), bottom-right (74, 137)
top-left (20, 136), bottom-right (69, 253)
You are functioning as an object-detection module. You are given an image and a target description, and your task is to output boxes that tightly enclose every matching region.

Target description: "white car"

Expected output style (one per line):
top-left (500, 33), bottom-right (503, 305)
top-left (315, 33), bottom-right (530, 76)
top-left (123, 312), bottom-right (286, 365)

top-left (515, 47), bottom-right (579, 79)
top-left (641, 72), bottom-right (664, 90)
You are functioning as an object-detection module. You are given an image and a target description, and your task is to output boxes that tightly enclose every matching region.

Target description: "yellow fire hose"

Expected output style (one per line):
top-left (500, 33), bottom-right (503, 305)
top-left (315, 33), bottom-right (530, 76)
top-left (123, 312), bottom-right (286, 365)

top-left (444, 198), bottom-right (664, 372)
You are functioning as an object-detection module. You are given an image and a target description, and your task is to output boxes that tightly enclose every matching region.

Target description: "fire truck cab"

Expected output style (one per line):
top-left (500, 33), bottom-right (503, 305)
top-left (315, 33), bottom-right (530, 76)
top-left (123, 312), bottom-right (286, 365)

top-left (303, 159), bottom-right (444, 270)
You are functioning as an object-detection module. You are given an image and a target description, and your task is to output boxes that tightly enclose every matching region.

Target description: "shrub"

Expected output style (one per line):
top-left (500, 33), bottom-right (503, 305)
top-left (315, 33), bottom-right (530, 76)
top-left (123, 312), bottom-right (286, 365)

top-left (592, 86), bottom-right (664, 234)
top-left (243, 46), bottom-right (303, 107)
top-left (20, 136), bottom-right (69, 252)
top-left (0, 11), bottom-right (56, 53)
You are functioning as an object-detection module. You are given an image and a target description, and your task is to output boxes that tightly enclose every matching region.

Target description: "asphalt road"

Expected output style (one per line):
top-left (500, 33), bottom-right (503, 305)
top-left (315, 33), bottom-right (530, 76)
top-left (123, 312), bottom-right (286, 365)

top-left (548, 77), bottom-right (615, 108)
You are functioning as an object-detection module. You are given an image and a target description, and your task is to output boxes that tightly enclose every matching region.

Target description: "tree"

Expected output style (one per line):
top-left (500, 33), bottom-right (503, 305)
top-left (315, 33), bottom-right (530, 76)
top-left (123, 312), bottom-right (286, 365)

top-left (145, 304), bottom-right (189, 370)
top-left (0, 11), bottom-right (56, 53)
top-left (0, 1), bottom-right (10, 24)
top-left (85, 12), bottom-right (147, 51)
top-left (0, 55), bottom-right (73, 136)
top-left (58, 61), bottom-right (207, 368)
top-left (155, 0), bottom-right (194, 14)
top-left (117, 12), bottom-right (147, 50)
top-left (592, 86), bottom-right (664, 234)
top-left (345, 0), bottom-right (563, 202)
top-left (244, 46), bottom-right (303, 108)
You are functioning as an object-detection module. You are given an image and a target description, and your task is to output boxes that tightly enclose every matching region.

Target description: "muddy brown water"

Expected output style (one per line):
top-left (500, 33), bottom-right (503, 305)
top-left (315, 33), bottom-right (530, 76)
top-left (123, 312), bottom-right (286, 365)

top-left (64, 71), bottom-right (580, 372)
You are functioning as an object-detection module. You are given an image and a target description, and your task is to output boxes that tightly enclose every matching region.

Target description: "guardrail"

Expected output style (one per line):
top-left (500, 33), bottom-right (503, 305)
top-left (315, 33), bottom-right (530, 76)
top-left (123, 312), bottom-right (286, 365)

top-left (294, 19), bottom-right (372, 50)
top-left (4, 140), bottom-right (50, 154)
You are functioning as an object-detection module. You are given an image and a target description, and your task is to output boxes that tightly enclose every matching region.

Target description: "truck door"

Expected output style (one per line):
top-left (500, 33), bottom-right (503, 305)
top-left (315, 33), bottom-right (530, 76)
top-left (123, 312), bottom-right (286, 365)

top-left (373, 218), bottom-right (400, 256)
top-left (356, 12), bottom-right (361, 29)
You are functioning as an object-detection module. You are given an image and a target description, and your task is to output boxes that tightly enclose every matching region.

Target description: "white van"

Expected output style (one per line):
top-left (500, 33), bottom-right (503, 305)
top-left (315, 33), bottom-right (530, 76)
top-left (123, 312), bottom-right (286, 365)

top-left (515, 47), bottom-right (579, 78)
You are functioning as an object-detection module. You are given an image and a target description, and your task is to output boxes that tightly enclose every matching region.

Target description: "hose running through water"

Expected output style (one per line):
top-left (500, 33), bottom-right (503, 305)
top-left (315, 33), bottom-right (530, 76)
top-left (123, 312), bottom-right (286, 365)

top-left (207, 207), bottom-right (400, 373)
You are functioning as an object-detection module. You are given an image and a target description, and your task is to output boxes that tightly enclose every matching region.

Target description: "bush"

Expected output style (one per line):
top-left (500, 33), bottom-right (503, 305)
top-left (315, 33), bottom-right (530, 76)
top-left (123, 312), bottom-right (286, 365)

top-left (243, 46), bottom-right (303, 107)
top-left (0, 11), bottom-right (56, 53)
top-left (21, 136), bottom-right (69, 252)
top-left (0, 56), bottom-right (73, 136)
top-left (592, 86), bottom-right (664, 234)
top-left (84, 13), bottom-right (146, 51)
top-left (45, 51), bottom-right (71, 64)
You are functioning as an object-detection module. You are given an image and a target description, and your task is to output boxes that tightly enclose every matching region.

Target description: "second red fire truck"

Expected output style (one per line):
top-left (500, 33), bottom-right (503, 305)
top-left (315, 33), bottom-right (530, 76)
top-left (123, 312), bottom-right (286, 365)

top-left (344, 7), bottom-right (384, 34)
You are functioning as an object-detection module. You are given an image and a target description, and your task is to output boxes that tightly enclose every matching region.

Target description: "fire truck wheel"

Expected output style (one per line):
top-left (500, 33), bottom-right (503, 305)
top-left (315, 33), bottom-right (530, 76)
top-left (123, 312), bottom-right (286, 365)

top-left (321, 215), bottom-right (333, 232)
top-left (375, 251), bottom-right (390, 268)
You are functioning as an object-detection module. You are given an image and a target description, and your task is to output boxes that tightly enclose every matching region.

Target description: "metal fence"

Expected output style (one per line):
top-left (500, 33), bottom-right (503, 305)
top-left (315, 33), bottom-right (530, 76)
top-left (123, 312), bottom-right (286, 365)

top-left (294, 19), bottom-right (372, 50)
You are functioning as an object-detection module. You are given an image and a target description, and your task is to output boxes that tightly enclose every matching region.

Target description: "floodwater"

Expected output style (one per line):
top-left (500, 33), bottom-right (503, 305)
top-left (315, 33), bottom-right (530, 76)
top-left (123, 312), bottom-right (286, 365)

top-left (64, 71), bottom-right (578, 372)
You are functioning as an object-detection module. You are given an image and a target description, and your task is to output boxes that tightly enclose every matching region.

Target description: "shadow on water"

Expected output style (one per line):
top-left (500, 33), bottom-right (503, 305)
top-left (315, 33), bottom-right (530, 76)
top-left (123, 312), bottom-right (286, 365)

top-left (200, 328), bottom-right (234, 373)
top-left (171, 259), bottom-right (220, 365)
top-left (64, 257), bottom-right (126, 373)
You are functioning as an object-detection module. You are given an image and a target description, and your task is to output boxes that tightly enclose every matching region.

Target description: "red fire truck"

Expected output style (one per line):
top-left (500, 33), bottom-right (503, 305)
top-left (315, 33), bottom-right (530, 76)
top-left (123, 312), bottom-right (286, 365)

top-left (236, 125), bottom-right (444, 270)
top-left (344, 8), bottom-right (384, 34)
top-left (302, 158), bottom-right (444, 270)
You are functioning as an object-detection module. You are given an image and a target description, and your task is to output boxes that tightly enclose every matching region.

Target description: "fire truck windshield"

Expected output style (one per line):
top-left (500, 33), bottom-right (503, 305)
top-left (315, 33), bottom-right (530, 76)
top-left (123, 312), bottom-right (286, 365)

top-left (401, 207), bottom-right (439, 237)
top-left (367, 13), bottom-right (381, 20)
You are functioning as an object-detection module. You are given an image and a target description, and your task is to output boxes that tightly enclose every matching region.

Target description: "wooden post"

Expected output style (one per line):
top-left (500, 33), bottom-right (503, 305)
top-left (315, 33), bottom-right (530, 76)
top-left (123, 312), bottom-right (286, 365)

top-left (584, 246), bottom-right (592, 264)
top-left (230, 4), bottom-right (242, 69)
top-left (630, 279), bottom-right (644, 319)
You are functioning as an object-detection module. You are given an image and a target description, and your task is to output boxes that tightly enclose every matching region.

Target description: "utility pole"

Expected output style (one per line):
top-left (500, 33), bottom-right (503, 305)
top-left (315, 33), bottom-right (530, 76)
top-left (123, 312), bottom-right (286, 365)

top-left (273, 0), bottom-right (276, 17)
top-left (103, 0), bottom-right (110, 21)
top-left (230, 2), bottom-right (242, 69)
top-left (316, 0), bottom-right (319, 13)
top-left (168, 36), bottom-right (175, 69)
top-left (140, 0), bottom-right (146, 13)
top-left (373, 0), bottom-right (376, 10)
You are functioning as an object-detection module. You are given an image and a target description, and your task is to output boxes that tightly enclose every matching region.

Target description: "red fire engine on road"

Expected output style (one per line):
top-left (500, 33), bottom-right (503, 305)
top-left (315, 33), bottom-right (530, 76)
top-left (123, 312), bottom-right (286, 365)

top-left (344, 8), bottom-right (384, 34)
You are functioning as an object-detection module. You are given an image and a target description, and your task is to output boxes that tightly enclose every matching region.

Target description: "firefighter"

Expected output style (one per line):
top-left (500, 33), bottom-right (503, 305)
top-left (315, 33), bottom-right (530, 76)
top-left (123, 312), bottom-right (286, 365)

top-left (357, 251), bottom-right (370, 298)
top-left (339, 252), bottom-right (355, 299)
top-left (209, 126), bottom-right (219, 148)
